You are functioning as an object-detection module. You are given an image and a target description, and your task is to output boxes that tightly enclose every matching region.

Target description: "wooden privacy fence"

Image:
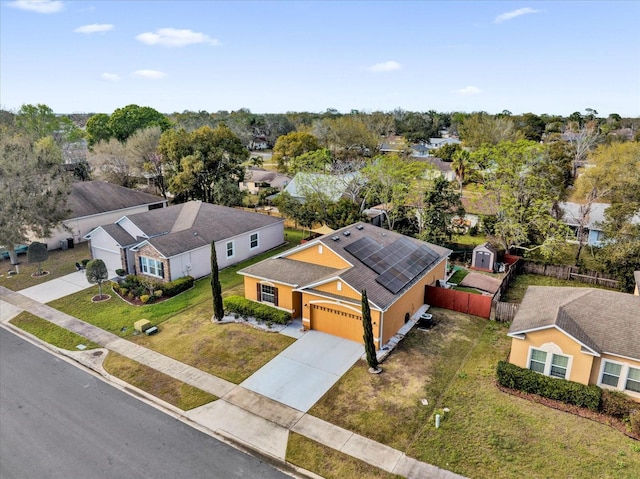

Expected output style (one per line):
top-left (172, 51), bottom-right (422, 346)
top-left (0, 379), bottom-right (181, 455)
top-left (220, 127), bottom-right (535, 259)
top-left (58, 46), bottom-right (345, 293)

top-left (424, 285), bottom-right (493, 319)
top-left (520, 261), bottom-right (619, 289)
top-left (492, 301), bottom-right (519, 322)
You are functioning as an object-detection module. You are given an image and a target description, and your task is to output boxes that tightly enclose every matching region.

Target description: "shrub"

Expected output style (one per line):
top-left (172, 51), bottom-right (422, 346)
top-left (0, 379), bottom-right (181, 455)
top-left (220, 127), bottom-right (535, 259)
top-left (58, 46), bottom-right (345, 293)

top-left (140, 294), bottom-right (150, 304)
top-left (119, 288), bottom-right (128, 296)
top-left (154, 290), bottom-right (163, 297)
top-left (630, 410), bottom-right (640, 436)
top-left (223, 295), bottom-right (291, 325)
top-left (600, 389), bottom-right (638, 419)
top-left (115, 268), bottom-right (126, 276)
top-left (81, 259), bottom-right (91, 267)
top-left (162, 276), bottom-right (194, 297)
top-left (496, 361), bottom-right (602, 410)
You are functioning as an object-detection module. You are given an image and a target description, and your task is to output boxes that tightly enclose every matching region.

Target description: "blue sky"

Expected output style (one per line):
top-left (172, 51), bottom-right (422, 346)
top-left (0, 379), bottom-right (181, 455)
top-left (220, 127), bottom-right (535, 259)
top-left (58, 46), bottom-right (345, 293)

top-left (1, 0), bottom-right (639, 116)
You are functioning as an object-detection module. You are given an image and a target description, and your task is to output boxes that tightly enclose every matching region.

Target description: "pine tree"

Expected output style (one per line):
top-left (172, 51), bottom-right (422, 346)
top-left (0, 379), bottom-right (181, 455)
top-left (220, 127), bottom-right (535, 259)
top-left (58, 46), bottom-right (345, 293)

top-left (211, 241), bottom-right (224, 321)
top-left (361, 289), bottom-right (379, 371)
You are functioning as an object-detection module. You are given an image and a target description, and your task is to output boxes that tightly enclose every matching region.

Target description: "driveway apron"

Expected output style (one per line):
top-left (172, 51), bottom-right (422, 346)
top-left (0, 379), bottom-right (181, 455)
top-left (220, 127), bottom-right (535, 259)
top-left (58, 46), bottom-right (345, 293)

top-left (241, 330), bottom-right (363, 412)
top-left (18, 269), bottom-right (117, 303)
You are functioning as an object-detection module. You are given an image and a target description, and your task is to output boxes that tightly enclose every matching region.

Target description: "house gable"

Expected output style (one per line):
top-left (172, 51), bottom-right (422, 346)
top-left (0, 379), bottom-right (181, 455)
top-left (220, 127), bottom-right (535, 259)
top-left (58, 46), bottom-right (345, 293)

top-left (283, 241), bottom-right (352, 269)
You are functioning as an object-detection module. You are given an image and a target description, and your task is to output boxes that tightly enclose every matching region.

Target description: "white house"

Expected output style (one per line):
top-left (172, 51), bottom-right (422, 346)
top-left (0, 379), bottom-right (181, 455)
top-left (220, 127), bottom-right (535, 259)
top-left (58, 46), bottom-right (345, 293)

top-left (84, 201), bottom-right (284, 282)
top-left (33, 181), bottom-right (166, 250)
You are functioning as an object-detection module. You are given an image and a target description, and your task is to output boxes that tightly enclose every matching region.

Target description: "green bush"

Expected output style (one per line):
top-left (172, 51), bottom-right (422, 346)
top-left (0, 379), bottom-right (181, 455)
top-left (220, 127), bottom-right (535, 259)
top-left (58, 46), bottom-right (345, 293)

top-left (600, 389), bottom-right (638, 419)
top-left (154, 290), bottom-right (163, 297)
top-left (140, 294), bottom-right (150, 304)
top-left (630, 410), bottom-right (640, 436)
top-left (115, 268), bottom-right (126, 276)
top-left (81, 259), bottom-right (91, 267)
top-left (223, 295), bottom-right (290, 325)
top-left (496, 361), bottom-right (602, 411)
top-left (162, 276), bottom-right (194, 296)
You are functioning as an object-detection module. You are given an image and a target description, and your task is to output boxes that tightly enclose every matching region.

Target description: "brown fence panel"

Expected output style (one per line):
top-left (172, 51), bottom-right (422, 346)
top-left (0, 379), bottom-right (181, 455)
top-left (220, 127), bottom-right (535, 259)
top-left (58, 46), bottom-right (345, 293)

top-left (425, 285), bottom-right (492, 319)
top-left (493, 301), bottom-right (520, 322)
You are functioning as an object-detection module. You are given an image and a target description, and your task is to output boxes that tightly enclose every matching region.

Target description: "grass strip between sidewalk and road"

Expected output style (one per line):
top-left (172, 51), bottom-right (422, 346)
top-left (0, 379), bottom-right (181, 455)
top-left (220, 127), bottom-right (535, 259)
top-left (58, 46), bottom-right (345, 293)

top-left (102, 352), bottom-right (217, 411)
top-left (10, 311), bottom-right (99, 350)
top-left (286, 433), bottom-right (401, 479)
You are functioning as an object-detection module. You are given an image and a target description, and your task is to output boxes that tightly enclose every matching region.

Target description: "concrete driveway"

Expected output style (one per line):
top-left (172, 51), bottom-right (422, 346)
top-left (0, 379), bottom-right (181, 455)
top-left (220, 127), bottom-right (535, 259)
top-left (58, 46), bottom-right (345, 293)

top-left (18, 269), bottom-right (117, 303)
top-left (241, 331), bottom-right (364, 412)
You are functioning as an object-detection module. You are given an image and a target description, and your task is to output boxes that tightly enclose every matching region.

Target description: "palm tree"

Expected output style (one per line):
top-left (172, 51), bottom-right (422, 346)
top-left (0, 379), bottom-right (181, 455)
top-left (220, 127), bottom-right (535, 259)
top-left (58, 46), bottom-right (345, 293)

top-left (451, 149), bottom-right (471, 192)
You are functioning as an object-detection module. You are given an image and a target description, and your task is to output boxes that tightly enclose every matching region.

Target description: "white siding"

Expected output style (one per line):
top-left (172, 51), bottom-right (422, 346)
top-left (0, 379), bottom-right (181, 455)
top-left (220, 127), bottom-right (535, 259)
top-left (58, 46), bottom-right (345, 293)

top-left (116, 217), bottom-right (147, 239)
top-left (88, 228), bottom-right (124, 271)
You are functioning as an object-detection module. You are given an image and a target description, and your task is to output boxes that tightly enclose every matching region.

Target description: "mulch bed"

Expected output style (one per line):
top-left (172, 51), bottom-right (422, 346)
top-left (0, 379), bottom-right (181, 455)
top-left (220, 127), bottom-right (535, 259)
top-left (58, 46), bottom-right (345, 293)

top-left (30, 271), bottom-right (50, 278)
top-left (111, 288), bottom-right (171, 307)
top-left (497, 384), bottom-right (640, 441)
top-left (91, 294), bottom-right (111, 303)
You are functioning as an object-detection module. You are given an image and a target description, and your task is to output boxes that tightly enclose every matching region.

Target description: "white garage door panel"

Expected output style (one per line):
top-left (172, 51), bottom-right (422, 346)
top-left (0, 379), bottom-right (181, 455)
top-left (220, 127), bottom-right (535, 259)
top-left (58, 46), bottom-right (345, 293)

top-left (93, 249), bottom-right (121, 271)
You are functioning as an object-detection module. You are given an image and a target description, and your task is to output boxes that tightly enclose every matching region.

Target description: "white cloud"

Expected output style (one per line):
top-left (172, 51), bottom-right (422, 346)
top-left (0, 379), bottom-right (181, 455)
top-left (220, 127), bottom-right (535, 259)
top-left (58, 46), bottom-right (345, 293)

top-left (132, 70), bottom-right (167, 80)
top-left (367, 61), bottom-right (402, 73)
top-left (74, 24), bottom-right (114, 34)
top-left (494, 7), bottom-right (539, 23)
top-left (101, 73), bottom-right (120, 82)
top-left (7, 0), bottom-right (63, 14)
top-left (456, 85), bottom-right (482, 95)
top-left (136, 28), bottom-right (220, 47)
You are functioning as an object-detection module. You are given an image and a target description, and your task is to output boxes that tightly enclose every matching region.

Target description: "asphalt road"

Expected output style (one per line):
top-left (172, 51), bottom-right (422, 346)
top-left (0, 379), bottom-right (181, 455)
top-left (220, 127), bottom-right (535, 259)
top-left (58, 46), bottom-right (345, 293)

top-left (0, 328), bottom-right (291, 479)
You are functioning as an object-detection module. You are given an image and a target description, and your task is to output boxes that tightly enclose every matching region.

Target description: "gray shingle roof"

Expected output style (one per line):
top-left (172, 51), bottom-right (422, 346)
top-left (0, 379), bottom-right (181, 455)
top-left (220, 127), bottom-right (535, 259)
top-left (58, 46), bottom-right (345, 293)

top-left (509, 286), bottom-right (640, 359)
top-left (241, 223), bottom-right (451, 311)
top-left (68, 181), bottom-right (165, 219)
top-left (127, 201), bottom-right (283, 257)
top-left (101, 223), bottom-right (137, 247)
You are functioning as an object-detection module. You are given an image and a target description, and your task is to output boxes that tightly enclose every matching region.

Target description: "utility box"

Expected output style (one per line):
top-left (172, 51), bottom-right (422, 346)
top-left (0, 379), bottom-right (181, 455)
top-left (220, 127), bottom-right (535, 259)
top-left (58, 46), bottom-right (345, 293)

top-left (134, 319), bottom-right (152, 333)
top-left (67, 238), bottom-right (74, 249)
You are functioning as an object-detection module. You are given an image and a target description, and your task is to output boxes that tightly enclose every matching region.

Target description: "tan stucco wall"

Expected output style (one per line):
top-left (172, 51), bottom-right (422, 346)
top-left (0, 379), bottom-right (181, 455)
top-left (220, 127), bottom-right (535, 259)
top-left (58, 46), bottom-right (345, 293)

top-left (286, 243), bottom-right (350, 269)
top-left (313, 279), bottom-right (361, 301)
top-left (509, 328), bottom-right (594, 385)
top-left (243, 275), bottom-right (296, 314)
top-left (381, 260), bottom-right (446, 345)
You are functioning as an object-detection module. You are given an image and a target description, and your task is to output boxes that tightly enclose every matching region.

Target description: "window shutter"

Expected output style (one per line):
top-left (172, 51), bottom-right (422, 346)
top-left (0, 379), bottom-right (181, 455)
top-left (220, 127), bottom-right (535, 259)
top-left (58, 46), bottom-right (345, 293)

top-left (159, 262), bottom-right (165, 279)
top-left (139, 257), bottom-right (143, 273)
top-left (257, 283), bottom-right (262, 301)
top-left (273, 287), bottom-right (279, 306)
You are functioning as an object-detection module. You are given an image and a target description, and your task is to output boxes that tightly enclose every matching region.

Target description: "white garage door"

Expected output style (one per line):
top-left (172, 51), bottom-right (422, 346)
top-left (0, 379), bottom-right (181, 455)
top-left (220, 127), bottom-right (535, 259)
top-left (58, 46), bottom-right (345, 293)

top-left (92, 247), bottom-right (122, 272)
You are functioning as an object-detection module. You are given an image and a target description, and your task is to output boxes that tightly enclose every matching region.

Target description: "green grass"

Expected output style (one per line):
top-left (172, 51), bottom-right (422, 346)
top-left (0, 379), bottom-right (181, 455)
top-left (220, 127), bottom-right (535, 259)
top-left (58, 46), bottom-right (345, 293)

top-left (500, 273), bottom-right (613, 303)
top-left (309, 309), bottom-right (488, 451)
top-left (404, 322), bottom-right (640, 479)
top-left (0, 246), bottom-right (91, 291)
top-left (286, 433), bottom-right (401, 479)
top-left (50, 229), bottom-right (305, 337)
top-left (10, 311), bottom-right (99, 350)
top-left (103, 352), bottom-right (217, 410)
top-left (448, 268), bottom-right (469, 284)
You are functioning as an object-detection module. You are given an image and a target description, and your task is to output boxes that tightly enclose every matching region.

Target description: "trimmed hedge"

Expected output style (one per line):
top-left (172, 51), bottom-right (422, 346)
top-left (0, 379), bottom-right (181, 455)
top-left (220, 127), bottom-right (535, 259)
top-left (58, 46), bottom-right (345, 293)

top-left (162, 276), bottom-right (194, 296)
top-left (223, 295), bottom-right (290, 325)
top-left (600, 389), bottom-right (638, 419)
top-left (496, 361), bottom-right (602, 411)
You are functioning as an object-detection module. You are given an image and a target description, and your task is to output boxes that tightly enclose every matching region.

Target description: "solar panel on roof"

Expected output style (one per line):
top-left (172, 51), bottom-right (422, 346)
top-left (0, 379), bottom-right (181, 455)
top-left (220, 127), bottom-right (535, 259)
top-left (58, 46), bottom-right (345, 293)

top-left (344, 236), bottom-right (383, 262)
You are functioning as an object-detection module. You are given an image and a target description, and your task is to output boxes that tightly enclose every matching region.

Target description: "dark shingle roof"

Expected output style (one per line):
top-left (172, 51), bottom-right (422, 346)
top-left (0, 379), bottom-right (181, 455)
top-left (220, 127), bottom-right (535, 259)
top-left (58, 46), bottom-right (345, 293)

top-left (101, 224), bottom-right (136, 247)
top-left (127, 201), bottom-right (283, 257)
top-left (509, 286), bottom-right (640, 359)
top-left (240, 258), bottom-right (342, 287)
top-left (242, 223), bottom-right (451, 310)
top-left (68, 181), bottom-right (165, 219)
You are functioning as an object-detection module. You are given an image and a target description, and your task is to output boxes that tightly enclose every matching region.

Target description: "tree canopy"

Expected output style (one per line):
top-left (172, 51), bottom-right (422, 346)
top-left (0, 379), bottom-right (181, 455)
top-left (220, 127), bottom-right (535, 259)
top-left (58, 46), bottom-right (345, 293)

top-left (0, 135), bottom-right (71, 263)
top-left (86, 104), bottom-right (171, 147)
top-left (272, 131), bottom-right (321, 172)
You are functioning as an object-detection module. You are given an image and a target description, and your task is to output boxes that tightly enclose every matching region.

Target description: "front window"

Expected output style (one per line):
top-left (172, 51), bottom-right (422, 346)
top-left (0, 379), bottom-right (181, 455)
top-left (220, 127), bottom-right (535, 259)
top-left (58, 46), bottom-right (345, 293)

top-left (140, 256), bottom-right (163, 278)
top-left (226, 241), bottom-right (234, 258)
top-left (626, 367), bottom-right (640, 393)
top-left (250, 233), bottom-right (258, 249)
top-left (601, 361), bottom-right (622, 387)
top-left (260, 284), bottom-right (275, 304)
top-left (550, 354), bottom-right (569, 379)
top-left (529, 349), bottom-right (547, 373)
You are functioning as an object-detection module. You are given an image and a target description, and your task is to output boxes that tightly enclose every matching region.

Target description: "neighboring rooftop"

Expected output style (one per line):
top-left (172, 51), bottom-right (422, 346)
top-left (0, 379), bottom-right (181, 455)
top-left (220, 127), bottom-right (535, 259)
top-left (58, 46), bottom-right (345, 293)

top-left (68, 181), bottom-right (165, 219)
top-left (509, 286), bottom-right (640, 359)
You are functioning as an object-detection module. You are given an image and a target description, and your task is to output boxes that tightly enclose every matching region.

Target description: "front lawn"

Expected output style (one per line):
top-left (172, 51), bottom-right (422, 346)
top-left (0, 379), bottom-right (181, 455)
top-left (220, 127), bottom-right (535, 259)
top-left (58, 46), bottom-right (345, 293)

top-left (103, 352), bottom-right (217, 410)
top-left (0, 245), bottom-right (91, 291)
top-left (10, 311), bottom-right (99, 350)
top-left (310, 310), bottom-right (640, 479)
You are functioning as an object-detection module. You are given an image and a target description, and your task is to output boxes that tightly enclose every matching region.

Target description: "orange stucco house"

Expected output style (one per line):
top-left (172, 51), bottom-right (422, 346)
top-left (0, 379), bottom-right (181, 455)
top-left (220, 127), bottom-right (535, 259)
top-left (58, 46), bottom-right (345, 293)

top-left (239, 223), bottom-right (451, 350)
top-left (508, 286), bottom-right (640, 402)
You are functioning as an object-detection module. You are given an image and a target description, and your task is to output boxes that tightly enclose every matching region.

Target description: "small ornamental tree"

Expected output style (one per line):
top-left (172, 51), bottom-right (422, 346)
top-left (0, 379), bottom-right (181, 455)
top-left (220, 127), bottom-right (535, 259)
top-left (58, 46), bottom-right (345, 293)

top-left (361, 289), bottom-right (380, 372)
top-left (85, 259), bottom-right (109, 298)
top-left (211, 241), bottom-right (224, 321)
top-left (27, 241), bottom-right (48, 276)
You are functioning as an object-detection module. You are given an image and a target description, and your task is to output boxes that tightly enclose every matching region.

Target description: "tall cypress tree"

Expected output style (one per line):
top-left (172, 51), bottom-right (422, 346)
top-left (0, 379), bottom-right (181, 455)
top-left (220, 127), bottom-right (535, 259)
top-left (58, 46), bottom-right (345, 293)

top-left (361, 289), bottom-right (379, 371)
top-left (211, 241), bottom-right (224, 321)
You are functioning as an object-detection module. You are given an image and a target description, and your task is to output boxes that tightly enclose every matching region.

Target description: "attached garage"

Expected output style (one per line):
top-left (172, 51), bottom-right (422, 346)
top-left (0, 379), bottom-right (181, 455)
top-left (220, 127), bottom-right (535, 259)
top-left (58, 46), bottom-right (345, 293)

top-left (91, 246), bottom-right (122, 272)
top-left (310, 303), bottom-right (363, 343)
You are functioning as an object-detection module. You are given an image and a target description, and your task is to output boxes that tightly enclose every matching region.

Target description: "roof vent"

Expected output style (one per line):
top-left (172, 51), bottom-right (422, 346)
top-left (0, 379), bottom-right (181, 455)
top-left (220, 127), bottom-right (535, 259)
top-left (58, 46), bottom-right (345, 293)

top-left (356, 224), bottom-right (364, 230)
top-left (343, 231), bottom-right (351, 236)
top-left (331, 236), bottom-right (340, 241)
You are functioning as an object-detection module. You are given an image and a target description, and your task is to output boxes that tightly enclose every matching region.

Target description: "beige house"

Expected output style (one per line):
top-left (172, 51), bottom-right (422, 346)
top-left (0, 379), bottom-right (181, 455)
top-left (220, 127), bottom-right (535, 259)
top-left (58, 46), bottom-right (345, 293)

top-left (239, 223), bottom-right (451, 349)
top-left (508, 286), bottom-right (640, 402)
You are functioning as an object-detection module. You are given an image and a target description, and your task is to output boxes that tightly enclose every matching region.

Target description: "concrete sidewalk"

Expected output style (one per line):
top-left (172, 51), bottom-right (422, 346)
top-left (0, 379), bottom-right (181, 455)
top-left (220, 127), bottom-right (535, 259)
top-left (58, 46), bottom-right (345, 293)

top-left (0, 286), bottom-right (465, 479)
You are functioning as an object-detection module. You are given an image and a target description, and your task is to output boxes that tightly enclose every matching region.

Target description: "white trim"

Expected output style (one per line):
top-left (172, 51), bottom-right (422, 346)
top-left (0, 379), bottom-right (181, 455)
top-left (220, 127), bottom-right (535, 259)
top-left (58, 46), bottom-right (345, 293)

top-left (598, 359), bottom-right (640, 397)
top-left (225, 240), bottom-right (235, 259)
top-left (602, 352), bottom-right (640, 363)
top-left (509, 325), bottom-right (600, 357)
top-left (526, 344), bottom-right (573, 379)
top-left (308, 299), bottom-right (363, 316)
top-left (237, 272), bottom-right (299, 288)
top-left (277, 239), bottom-right (355, 268)
top-left (297, 289), bottom-right (383, 312)
top-left (250, 232), bottom-right (259, 249)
